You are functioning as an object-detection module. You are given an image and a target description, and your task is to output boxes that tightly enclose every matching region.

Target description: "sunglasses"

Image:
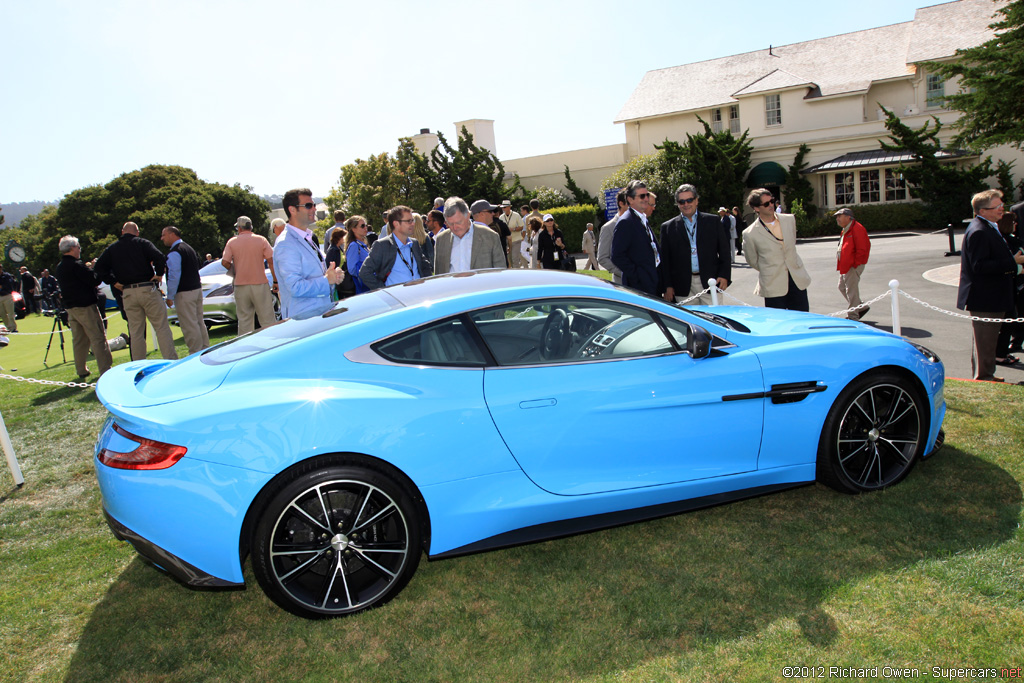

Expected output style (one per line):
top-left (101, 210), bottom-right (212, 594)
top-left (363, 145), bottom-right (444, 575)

top-left (634, 192), bottom-right (650, 200)
top-left (677, 197), bottom-right (696, 205)
top-left (295, 202), bottom-right (316, 210)
top-left (760, 197), bottom-right (776, 207)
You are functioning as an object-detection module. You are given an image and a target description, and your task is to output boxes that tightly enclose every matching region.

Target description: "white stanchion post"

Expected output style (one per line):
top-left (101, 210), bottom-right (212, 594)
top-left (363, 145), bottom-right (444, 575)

top-left (0, 409), bottom-right (25, 488)
top-left (708, 278), bottom-right (719, 306)
top-left (889, 279), bottom-right (901, 337)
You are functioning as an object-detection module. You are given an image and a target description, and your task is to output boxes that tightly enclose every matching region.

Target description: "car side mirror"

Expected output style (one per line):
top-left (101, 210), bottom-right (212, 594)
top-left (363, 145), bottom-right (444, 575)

top-left (688, 324), bottom-right (712, 359)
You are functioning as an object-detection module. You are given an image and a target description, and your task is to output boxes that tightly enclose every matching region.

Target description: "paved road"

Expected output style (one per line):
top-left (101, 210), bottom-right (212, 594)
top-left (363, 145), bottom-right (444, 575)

top-left (582, 228), bottom-right (1024, 383)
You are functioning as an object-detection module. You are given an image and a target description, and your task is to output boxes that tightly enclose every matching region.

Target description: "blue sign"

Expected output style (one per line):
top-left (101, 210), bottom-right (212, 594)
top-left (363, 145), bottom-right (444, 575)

top-left (604, 188), bottom-right (621, 222)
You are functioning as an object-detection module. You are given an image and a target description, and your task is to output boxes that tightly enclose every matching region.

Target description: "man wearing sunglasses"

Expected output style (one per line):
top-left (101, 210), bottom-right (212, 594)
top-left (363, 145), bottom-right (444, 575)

top-left (273, 188), bottom-right (341, 320)
top-left (611, 180), bottom-right (661, 296)
top-left (659, 184), bottom-right (731, 305)
top-left (741, 188), bottom-right (811, 311)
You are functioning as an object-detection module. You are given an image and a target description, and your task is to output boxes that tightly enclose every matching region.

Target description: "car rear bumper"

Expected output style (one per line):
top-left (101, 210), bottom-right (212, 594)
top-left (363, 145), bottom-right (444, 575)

top-left (104, 508), bottom-right (243, 588)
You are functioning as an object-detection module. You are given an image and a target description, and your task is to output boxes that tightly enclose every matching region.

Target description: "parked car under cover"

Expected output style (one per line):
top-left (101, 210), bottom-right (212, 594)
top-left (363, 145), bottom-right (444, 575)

top-left (93, 269), bottom-right (946, 619)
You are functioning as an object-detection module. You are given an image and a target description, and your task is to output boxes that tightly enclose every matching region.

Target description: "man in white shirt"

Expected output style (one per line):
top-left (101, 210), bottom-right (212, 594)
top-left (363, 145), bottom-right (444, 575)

top-left (433, 198), bottom-right (505, 274)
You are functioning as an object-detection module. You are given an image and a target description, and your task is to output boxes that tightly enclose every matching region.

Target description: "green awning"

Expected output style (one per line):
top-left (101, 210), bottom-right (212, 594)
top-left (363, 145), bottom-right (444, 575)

top-left (746, 161), bottom-right (787, 187)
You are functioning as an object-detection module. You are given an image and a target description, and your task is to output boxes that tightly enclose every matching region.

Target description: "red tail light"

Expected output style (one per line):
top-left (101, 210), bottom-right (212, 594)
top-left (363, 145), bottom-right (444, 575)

top-left (98, 424), bottom-right (187, 470)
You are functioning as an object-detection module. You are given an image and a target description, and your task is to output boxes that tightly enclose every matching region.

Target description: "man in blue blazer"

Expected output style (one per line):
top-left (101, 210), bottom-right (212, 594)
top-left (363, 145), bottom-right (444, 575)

top-left (274, 188), bottom-right (341, 320)
top-left (660, 183), bottom-right (731, 305)
top-left (611, 180), bottom-right (661, 296)
top-left (956, 189), bottom-right (1024, 381)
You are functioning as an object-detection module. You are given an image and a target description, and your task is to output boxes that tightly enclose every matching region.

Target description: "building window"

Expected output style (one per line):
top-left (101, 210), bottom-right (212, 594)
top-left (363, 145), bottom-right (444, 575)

top-left (729, 105), bottom-right (741, 134)
top-left (765, 94), bottom-right (782, 127)
top-left (885, 169), bottom-right (907, 201)
top-left (859, 170), bottom-right (880, 203)
top-left (926, 74), bottom-right (945, 108)
top-left (835, 172), bottom-right (854, 205)
top-left (711, 108), bottom-right (723, 133)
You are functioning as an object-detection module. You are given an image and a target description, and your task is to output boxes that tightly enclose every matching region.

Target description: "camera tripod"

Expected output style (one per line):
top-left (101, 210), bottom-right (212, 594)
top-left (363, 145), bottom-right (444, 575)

top-left (43, 309), bottom-right (67, 365)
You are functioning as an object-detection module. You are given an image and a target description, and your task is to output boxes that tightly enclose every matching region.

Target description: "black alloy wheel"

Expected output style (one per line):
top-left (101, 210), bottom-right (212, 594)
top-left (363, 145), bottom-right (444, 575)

top-left (817, 372), bottom-right (927, 493)
top-left (252, 464), bottom-right (421, 619)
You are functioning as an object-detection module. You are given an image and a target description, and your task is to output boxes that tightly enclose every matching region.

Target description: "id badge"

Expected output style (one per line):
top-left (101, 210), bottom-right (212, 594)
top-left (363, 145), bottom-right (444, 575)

top-left (553, 251), bottom-right (560, 261)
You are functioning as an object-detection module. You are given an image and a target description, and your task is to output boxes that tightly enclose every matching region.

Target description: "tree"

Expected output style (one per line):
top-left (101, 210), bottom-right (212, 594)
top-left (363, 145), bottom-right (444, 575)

top-left (414, 128), bottom-right (507, 202)
top-left (657, 117), bottom-right (753, 213)
top-left (879, 106), bottom-right (992, 227)
top-left (563, 166), bottom-right (598, 206)
top-left (600, 151), bottom-right (676, 229)
top-left (13, 165), bottom-right (269, 274)
top-left (785, 143), bottom-right (817, 216)
top-left (995, 159), bottom-right (1016, 203)
top-left (928, 1), bottom-right (1024, 150)
top-left (326, 138), bottom-right (430, 223)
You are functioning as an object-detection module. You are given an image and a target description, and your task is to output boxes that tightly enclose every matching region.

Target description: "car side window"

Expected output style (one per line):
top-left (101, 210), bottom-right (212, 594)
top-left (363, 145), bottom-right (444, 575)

top-left (469, 299), bottom-right (676, 366)
top-left (375, 317), bottom-right (487, 367)
top-left (657, 315), bottom-right (691, 350)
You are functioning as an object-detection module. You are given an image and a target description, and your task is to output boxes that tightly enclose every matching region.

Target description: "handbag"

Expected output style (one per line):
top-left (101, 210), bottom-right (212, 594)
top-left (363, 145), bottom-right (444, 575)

top-left (337, 265), bottom-right (356, 299)
top-left (560, 249), bottom-right (576, 272)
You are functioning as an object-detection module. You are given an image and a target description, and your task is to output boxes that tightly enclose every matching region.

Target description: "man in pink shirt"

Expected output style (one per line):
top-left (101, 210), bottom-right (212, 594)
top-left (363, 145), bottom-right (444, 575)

top-left (221, 216), bottom-right (278, 335)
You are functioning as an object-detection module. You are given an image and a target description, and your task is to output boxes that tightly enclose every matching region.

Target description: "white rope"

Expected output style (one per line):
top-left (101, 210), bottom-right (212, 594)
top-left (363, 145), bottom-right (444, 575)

top-left (0, 373), bottom-right (96, 389)
top-left (897, 290), bottom-right (1024, 324)
top-left (825, 290), bottom-right (893, 318)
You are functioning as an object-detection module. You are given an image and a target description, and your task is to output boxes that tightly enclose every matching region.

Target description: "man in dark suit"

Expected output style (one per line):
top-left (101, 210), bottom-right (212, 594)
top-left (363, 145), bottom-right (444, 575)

top-left (956, 189), bottom-right (1024, 382)
top-left (1010, 199), bottom-right (1024, 238)
top-left (611, 180), bottom-right (660, 296)
top-left (659, 184), bottom-right (731, 305)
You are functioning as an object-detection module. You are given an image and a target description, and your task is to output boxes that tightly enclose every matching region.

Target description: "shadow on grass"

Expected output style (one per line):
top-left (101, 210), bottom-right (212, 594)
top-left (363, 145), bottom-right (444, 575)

top-left (66, 447), bottom-right (1021, 683)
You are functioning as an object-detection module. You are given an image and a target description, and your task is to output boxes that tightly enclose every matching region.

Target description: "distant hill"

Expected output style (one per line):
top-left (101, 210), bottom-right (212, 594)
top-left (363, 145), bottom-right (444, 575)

top-left (1, 201), bottom-right (58, 228)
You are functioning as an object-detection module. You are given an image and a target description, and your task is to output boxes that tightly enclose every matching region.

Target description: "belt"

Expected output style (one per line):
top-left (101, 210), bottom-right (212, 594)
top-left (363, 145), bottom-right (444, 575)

top-left (124, 281), bottom-right (158, 289)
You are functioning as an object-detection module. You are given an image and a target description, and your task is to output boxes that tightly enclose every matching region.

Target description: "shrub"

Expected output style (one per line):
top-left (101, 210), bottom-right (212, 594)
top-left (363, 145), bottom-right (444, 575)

top-left (799, 202), bottom-right (931, 237)
top-left (546, 205), bottom-right (599, 252)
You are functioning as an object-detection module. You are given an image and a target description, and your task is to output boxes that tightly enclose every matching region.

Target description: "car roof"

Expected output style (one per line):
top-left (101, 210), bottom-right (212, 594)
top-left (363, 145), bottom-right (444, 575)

top-left (382, 269), bottom-right (618, 309)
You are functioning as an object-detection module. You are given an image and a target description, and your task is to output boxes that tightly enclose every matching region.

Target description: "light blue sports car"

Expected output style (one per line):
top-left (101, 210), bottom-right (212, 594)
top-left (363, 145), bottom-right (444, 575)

top-left (93, 269), bottom-right (945, 619)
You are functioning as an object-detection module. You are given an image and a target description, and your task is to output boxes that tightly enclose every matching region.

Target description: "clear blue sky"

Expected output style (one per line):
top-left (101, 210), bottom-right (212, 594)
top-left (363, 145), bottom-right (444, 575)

top-left (1, 0), bottom-right (942, 203)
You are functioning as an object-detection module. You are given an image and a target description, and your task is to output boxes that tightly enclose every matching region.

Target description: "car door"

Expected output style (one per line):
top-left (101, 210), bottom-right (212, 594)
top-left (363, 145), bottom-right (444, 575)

top-left (472, 299), bottom-right (765, 496)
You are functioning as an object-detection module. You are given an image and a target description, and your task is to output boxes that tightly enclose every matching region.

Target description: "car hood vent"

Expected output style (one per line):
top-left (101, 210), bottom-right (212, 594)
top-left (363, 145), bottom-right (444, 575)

top-left (98, 355), bottom-right (232, 408)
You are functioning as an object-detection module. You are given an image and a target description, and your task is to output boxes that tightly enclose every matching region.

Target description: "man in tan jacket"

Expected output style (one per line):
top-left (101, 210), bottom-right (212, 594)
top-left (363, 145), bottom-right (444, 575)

top-left (741, 188), bottom-right (811, 311)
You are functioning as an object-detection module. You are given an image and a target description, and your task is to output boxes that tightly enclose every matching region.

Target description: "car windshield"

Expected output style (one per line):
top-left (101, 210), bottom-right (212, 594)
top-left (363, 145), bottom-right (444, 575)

top-left (199, 261), bottom-right (227, 277)
top-left (201, 291), bottom-right (403, 365)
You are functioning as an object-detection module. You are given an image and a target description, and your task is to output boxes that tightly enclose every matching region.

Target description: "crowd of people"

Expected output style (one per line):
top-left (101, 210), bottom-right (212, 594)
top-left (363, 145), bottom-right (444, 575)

top-left (9, 180), bottom-right (1024, 386)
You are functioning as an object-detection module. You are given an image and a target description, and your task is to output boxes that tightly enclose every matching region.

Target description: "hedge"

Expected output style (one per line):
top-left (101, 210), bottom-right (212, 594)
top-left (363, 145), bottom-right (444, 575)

top-left (543, 204), bottom-right (602, 252)
top-left (797, 202), bottom-right (932, 238)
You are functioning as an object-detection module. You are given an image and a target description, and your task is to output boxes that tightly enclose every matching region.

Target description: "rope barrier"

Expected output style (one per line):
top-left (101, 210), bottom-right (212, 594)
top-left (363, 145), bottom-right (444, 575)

top-left (0, 373), bottom-right (96, 389)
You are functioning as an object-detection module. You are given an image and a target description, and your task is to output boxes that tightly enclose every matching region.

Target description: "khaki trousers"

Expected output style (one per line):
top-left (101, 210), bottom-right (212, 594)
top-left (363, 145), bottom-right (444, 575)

top-left (0, 294), bottom-right (16, 332)
top-left (509, 241), bottom-right (524, 269)
top-left (839, 265), bottom-right (865, 318)
top-left (67, 305), bottom-right (113, 376)
top-left (969, 310), bottom-right (1004, 381)
top-left (234, 283), bottom-right (278, 335)
top-left (174, 287), bottom-right (209, 355)
top-left (122, 285), bottom-right (178, 361)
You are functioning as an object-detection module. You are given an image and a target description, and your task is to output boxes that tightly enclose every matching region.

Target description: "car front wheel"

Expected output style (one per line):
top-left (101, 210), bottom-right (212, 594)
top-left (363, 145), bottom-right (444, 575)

top-left (251, 462), bottom-right (421, 619)
top-left (817, 372), bottom-right (927, 494)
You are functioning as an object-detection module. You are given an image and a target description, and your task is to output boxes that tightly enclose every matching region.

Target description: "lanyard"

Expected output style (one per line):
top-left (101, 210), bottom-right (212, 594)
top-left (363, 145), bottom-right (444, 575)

top-left (395, 242), bottom-right (415, 275)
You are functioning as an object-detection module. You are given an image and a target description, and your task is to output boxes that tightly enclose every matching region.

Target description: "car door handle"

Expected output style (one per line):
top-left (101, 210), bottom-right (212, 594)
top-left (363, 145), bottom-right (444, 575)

top-left (519, 399), bottom-right (557, 409)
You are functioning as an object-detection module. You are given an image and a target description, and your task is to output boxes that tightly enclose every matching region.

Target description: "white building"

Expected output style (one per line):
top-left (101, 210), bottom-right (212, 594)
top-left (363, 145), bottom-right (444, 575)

top-left (496, 0), bottom-right (1018, 212)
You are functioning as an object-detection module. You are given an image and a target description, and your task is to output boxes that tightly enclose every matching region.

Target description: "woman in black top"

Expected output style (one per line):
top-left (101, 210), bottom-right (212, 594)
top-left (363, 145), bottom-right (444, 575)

top-left (538, 215), bottom-right (566, 270)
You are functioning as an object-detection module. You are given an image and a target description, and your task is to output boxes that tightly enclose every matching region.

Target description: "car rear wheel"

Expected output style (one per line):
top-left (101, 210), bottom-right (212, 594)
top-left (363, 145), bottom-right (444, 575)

top-left (251, 463), bottom-right (421, 619)
top-left (817, 372), bottom-right (927, 494)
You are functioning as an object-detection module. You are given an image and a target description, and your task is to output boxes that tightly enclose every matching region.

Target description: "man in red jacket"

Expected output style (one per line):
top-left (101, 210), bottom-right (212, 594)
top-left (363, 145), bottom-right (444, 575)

top-left (835, 208), bottom-right (871, 320)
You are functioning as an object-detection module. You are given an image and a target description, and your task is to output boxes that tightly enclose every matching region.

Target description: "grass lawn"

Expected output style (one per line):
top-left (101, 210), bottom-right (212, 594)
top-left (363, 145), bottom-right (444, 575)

top-left (1, 316), bottom-right (1022, 682)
